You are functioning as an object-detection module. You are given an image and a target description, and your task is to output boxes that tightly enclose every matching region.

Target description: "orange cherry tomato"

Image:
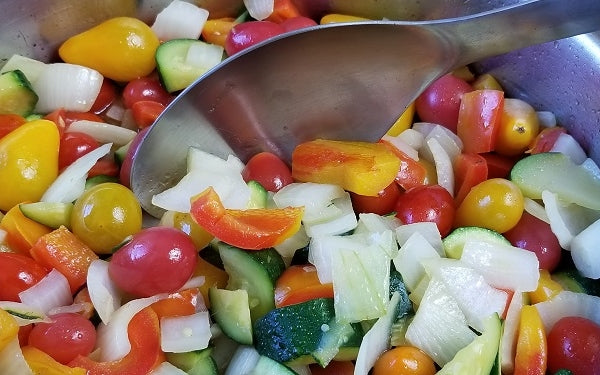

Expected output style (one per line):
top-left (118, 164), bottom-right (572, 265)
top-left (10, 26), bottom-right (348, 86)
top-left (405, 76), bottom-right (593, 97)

top-left (495, 98), bottom-right (540, 156)
top-left (274, 264), bottom-right (334, 308)
top-left (372, 346), bottom-right (436, 375)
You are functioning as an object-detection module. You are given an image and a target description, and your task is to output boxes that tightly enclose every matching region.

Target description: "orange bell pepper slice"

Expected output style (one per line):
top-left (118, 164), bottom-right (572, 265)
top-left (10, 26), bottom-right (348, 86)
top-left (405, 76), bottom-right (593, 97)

top-left (68, 307), bottom-right (165, 375)
top-left (190, 187), bottom-right (303, 250)
top-left (202, 18), bottom-right (236, 47)
top-left (151, 288), bottom-right (202, 319)
top-left (266, 0), bottom-right (302, 23)
top-left (292, 139), bottom-right (401, 196)
top-left (274, 264), bottom-right (334, 308)
top-left (0, 205), bottom-right (52, 254)
top-left (514, 305), bottom-right (548, 375)
top-left (30, 226), bottom-right (98, 293)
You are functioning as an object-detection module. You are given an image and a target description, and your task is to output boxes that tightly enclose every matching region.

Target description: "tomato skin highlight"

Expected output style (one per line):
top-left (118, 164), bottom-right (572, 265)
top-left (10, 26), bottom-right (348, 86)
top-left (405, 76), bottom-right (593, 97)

top-left (28, 313), bottom-right (97, 364)
top-left (394, 184), bottom-right (455, 237)
top-left (415, 73), bottom-right (472, 133)
top-left (0, 253), bottom-right (49, 302)
top-left (503, 211), bottom-right (562, 272)
top-left (109, 226), bottom-right (198, 298)
top-left (350, 182), bottom-right (401, 215)
top-left (242, 151), bottom-right (293, 192)
top-left (547, 316), bottom-right (600, 375)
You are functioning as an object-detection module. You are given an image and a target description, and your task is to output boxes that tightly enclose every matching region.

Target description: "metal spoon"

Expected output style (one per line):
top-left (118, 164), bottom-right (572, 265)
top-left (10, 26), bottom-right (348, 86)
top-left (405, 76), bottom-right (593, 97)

top-left (132, 0), bottom-right (600, 217)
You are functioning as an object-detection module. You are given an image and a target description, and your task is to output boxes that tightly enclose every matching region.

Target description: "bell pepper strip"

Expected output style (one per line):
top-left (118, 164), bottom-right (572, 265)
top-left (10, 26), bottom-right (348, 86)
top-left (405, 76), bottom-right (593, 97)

top-left (385, 102), bottom-right (415, 137)
top-left (131, 100), bottom-right (165, 129)
top-left (0, 308), bottom-right (19, 351)
top-left (202, 18), bottom-right (237, 47)
top-left (0, 308), bottom-right (33, 374)
top-left (513, 305), bottom-right (548, 375)
top-left (527, 126), bottom-right (567, 154)
top-left (73, 288), bottom-right (95, 320)
top-left (292, 139), bottom-right (401, 196)
top-left (266, 0), bottom-right (302, 23)
top-left (456, 89), bottom-right (504, 154)
top-left (68, 307), bottom-right (165, 375)
top-left (379, 141), bottom-right (428, 191)
top-left (0, 205), bottom-right (52, 254)
top-left (193, 256), bottom-right (228, 309)
top-left (150, 288), bottom-right (202, 319)
top-left (528, 270), bottom-right (563, 305)
top-left (30, 226), bottom-right (99, 293)
top-left (190, 187), bottom-right (303, 250)
top-left (0, 119), bottom-right (59, 212)
top-left (0, 114), bottom-right (26, 139)
top-left (320, 13), bottom-right (371, 24)
top-left (274, 264), bottom-right (334, 308)
top-left (22, 346), bottom-right (86, 375)
top-left (453, 153), bottom-right (488, 205)
top-left (472, 73), bottom-right (504, 91)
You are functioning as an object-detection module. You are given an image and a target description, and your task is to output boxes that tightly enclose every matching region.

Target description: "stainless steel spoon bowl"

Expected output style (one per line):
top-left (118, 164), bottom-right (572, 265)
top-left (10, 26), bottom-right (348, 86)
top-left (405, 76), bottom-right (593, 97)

top-left (131, 0), bottom-right (600, 217)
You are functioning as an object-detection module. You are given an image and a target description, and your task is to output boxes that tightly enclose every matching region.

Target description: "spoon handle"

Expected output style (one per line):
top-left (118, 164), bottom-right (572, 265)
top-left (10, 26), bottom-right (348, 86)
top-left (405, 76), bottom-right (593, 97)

top-left (427, 0), bottom-right (600, 67)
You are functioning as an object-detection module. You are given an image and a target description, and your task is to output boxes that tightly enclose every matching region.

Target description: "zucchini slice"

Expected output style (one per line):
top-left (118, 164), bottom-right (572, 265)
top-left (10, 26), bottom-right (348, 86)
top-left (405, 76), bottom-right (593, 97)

top-left (0, 70), bottom-right (38, 116)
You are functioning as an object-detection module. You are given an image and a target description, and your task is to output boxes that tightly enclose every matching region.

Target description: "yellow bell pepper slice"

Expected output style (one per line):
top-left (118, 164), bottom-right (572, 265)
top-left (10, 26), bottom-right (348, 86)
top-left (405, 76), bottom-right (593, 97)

top-left (514, 305), bottom-right (547, 375)
top-left (320, 13), bottom-right (371, 24)
top-left (22, 346), bottom-right (86, 375)
top-left (292, 139), bottom-right (401, 196)
top-left (528, 269), bottom-right (563, 304)
top-left (385, 102), bottom-right (415, 137)
top-left (0, 309), bottom-right (18, 351)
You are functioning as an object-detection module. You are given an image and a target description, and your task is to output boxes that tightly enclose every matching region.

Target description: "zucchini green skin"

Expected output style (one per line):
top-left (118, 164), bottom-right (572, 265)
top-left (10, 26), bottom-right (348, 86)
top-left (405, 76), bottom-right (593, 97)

top-left (166, 348), bottom-right (218, 375)
top-left (218, 243), bottom-right (286, 323)
top-left (254, 298), bottom-right (363, 365)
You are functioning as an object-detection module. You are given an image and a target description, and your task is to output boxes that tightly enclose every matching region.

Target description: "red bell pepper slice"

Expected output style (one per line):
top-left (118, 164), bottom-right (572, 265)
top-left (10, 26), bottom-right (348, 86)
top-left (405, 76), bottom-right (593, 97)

top-left (190, 187), bottom-right (303, 250)
top-left (68, 307), bottom-right (164, 375)
top-left (457, 89), bottom-right (504, 153)
top-left (30, 226), bottom-right (98, 293)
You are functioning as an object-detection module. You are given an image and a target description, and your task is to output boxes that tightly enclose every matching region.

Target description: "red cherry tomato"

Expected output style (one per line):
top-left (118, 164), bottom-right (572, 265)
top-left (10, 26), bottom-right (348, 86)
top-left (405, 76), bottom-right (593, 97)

top-left (280, 16), bottom-right (318, 32)
top-left (0, 253), bottom-right (48, 302)
top-left (28, 313), bottom-right (97, 364)
top-left (0, 114), bottom-right (26, 139)
top-left (503, 211), bottom-right (562, 272)
top-left (108, 227), bottom-right (198, 297)
top-left (547, 316), bottom-right (600, 375)
top-left (58, 131), bottom-right (100, 170)
top-left (395, 185), bottom-right (455, 237)
top-left (415, 73), bottom-right (472, 133)
top-left (242, 151), bottom-right (293, 192)
top-left (90, 78), bottom-right (118, 114)
top-left (88, 157), bottom-right (120, 178)
top-left (350, 182), bottom-right (402, 215)
top-left (225, 21), bottom-right (284, 56)
top-left (119, 126), bottom-right (150, 187)
top-left (131, 100), bottom-right (165, 129)
top-left (122, 77), bottom-right (173, 109)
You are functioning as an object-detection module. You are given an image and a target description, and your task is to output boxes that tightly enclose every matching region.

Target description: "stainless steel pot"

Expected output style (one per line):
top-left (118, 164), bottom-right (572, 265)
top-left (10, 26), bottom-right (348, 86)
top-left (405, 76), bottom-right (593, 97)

top-left (2, 0), bottom-right (599, 163)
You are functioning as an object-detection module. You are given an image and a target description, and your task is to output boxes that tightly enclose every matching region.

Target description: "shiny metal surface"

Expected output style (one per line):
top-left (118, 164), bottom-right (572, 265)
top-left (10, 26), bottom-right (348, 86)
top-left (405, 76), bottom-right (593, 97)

top-left (1, 0), bottom-right (599, 218)
top-left (132, 0), bottom-right (600, 217)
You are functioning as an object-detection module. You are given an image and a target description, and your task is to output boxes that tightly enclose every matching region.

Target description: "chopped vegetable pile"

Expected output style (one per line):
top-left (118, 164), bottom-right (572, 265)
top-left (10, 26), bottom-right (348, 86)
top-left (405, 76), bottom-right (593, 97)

top-left (1, 0), bottom-right (600, 374)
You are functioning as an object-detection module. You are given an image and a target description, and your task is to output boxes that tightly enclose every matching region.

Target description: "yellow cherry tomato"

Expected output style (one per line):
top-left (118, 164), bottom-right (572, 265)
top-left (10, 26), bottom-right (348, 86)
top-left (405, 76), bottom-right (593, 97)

top-left (495, 98), bottom-right (540, 156)
top-left (455, 178), bottom-right (524, 233)
top-left (372, 346), bottom-right (437, 375)
top-left (0, 119), bottom-right (59, 211)
top-left (59, 17), bottom-right (160, 82)
top-left (70, 182), bottom-right (142, 254)
top-left (159, 210), bottom-right (214, 249)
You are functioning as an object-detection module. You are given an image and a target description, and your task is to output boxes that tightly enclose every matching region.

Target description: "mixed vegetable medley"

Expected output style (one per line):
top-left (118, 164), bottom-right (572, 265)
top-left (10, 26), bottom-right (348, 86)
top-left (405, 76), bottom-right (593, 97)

top-left (1, 0), bottom-right (600, 374)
